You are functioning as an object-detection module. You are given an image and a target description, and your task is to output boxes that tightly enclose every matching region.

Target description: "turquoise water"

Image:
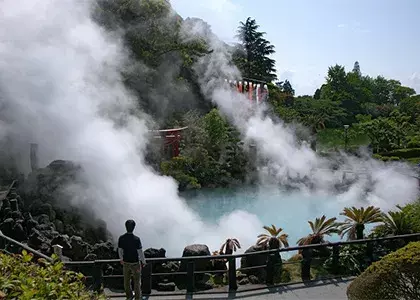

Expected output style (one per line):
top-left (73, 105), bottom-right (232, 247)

top-left (182, 186), bottom-right (350, 253)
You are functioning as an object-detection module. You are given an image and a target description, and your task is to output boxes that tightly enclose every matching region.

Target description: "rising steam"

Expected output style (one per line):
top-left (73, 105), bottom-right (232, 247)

top-left (0, 0), bottom-right (265, 255)
top-left (182, 18), bottom-right (419, 210)
top-left (0, 0), bottom-right (418, 259)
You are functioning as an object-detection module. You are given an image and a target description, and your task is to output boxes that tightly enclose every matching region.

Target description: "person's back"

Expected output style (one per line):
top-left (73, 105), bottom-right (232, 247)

top-left (118, 220), bottom-right (146, 300)
top-left (118, 232), bottom-right (141, 263)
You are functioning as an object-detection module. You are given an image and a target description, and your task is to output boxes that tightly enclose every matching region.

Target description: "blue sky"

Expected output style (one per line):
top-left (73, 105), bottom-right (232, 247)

top-left (171, 0), bottom-right (420, 96)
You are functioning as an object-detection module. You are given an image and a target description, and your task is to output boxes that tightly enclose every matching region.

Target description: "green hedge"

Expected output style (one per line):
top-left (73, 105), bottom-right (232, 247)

top-left (380, 148), bottom-right (420, 159)
top-left (372, 154), bottom-right (401, 162)
top-left (347, 241), bottom-right (420, 300)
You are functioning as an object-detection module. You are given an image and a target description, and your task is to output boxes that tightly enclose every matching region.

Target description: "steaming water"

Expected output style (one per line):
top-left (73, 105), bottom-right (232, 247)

top-left (184, 187), bottom-right (355, 253)
top-left (1, 0), bottom-right (418, 260)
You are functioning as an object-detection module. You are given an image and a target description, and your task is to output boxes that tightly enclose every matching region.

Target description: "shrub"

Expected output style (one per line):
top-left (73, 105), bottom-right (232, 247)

top-left (401, 201), bottom-right (420, 232)
top-left (380, 148), bottom-right (420, 159)
top-left (347, 241), bottom-right (420, 300)
top-left (372, 154), bottom-right (401, 161)
top-left (0, 250), bottom-right (105, 300)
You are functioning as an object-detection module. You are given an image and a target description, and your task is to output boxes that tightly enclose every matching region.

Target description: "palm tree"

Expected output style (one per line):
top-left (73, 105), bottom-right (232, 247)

top-left (257, 225), bottom-right (289, 249)
top-left (219, 238), bottom-right (241, 255)
top-left (297, 215), bottom-right (341, 246)
top-left (339, 206), bottom-right (383, 240)
top-left (373, 209), bottom-right (413, 236)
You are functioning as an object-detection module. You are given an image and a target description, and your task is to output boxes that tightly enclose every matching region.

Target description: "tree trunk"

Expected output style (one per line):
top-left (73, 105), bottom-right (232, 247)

top-left (356, 224), bottom-right (365, 240)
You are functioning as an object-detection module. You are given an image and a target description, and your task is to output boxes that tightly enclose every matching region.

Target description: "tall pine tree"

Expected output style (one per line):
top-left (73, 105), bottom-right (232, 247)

top-left (352, 61), bottom-right (361, 76)
top-left (233, 17), bottom-right (277, 82)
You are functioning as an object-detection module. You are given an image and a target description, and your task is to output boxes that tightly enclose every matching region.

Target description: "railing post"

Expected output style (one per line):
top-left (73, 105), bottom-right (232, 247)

top-left (366, 241), bottom-right (374, 264)
top-left (0, 231), bottom-right (4, 250)
top-left (228, 257), bottom-right (237, 290)
top-left (265, 253), bottom-right (276, 285)
top-left (141, 262), bottom-right (152, 295)
top-left (332, 244), bottom-right (340, 274)
top-left (52, 244), bottom-right (63, 261)
top-left (9, 199), bottom-right (18, 212)
top-left (301, 248), bottom-right (312, 281)
top-left (186, 261), bottom-right (195, 294)
top-left (92, 262), bottom-right (103, 292)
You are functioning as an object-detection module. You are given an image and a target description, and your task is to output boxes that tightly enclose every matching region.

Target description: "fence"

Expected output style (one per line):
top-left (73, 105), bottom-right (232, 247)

top-left (1, 224), bottom-right (419, 296)
top-left (61, 232), bottom-right (420, 295)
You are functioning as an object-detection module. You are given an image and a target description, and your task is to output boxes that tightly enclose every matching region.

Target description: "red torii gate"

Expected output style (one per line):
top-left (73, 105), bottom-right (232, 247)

top-left (151, 126), bottom-right (188, 158)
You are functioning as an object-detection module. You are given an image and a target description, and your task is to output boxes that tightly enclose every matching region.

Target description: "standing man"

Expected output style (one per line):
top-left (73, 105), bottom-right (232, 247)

top-left (118, 219), bottom-right (146, 300)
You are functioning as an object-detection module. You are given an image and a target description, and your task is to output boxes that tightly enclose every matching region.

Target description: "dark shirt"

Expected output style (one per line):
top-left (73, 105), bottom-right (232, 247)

top-left (118, 232), bottom-right (142, 263)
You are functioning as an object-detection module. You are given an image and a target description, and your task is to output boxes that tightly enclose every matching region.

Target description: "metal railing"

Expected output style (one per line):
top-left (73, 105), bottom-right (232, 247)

top-left (61, 232), bottom-right (420, 295)
top-left (0, 230), bottom-right (53, 262)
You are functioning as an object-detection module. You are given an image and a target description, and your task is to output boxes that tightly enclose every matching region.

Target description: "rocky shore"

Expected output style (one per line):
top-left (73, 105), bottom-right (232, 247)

top-left (0, 160), bottom-right (281, 291)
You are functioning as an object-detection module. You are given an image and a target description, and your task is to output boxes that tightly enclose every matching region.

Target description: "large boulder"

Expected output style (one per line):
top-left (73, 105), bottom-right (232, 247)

top-left (0, 218), bottom-right (14, 237)
top-left (28, 229), bottom-right (50, 253)
top-left (177, 244), bottom-right (213, 290)
top-left (30, 202), bottom-right (56, 221)
top-left (180, 244), bottom-right (211, 272)
top-left (144, 248), bottom-right (166, 259)
top-left (70, 236), bottom-right (89, 260)
top-left (144, 248), bottom-right (177, 289)
top-left (92, 241), bottom-right (116, 259)
top-left (240, 244), bottom-right (268, 283)
top-left (12, 220), bottom-right (27, 242)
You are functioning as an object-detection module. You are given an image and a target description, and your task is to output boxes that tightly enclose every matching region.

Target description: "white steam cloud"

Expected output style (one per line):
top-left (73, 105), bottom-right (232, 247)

top-left (0, 0), bottom-right (418, 259)
top-left (0, 0), bottom-right (263, 255)
top-left (182, 18), bottom-right (419, 211)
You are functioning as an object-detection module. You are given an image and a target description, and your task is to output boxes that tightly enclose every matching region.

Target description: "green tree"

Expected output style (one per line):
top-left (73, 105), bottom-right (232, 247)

top-left (234, 17), bottom-right (277, 82)
top-left (373, 209), bottom-right (413, 236)
top-left (257, 225), bottom-right (289, 249)
top-left (297, 215), bottom-right (340, 245)
top-left (294, 96), bottom-right (346, 129)
top-left (399, 95), bottom-right (420, 122)
top-left (339, 206), bottom-right (383, 240)
top-left (219, 238), bottom-right (241, 255)
top-left (352, 61), bottom-right (361, 76)
top-left (161, 109), bottom-right (248, 190)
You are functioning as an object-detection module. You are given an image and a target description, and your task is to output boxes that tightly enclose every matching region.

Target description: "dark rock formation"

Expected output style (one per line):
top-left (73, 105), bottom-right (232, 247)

top-left (240, 244), bottom-right (268, 283)
top-left (180, 244), bottom-right (212, 272)
top-left (177, 244), bottom-right (215, 291)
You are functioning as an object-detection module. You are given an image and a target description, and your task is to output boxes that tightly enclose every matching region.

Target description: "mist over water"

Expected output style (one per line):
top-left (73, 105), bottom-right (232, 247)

top-left (0, 0), bottom-right (418, 258)
top-left (183, 18), bottom-right (419, 209)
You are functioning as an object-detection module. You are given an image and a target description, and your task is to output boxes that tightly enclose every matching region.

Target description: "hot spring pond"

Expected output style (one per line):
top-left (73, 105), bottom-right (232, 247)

top-left (181, 186), bottom-right (374, 255)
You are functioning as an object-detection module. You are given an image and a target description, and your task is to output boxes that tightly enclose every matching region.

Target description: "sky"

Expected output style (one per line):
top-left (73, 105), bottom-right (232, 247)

top-left (171, 0), bottom-right (420, 96)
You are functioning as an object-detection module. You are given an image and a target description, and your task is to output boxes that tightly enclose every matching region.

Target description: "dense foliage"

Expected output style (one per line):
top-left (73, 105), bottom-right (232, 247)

top-left (0, 251), bottom-right (104, 299)
top-left (90, 1), bottom-right (420, 189)
top-left (346, 242), bottom-right (420, 300)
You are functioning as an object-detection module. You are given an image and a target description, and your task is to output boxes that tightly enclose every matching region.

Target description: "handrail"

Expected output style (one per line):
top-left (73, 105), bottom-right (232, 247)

top-left (0, 180), bottom-right (16, 201)
top-left (61, 231), bottom-right (420, 296)
top-left (63, 232), bottom-right (420, 265)
top-left (0, 230), bottom-right (53, 262)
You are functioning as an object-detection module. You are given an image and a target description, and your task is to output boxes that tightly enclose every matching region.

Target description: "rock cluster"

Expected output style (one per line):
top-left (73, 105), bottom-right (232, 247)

top-left (1, 159), bottom-right (285, 292)
top-left (0, 160), bottom-right (230, 292)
